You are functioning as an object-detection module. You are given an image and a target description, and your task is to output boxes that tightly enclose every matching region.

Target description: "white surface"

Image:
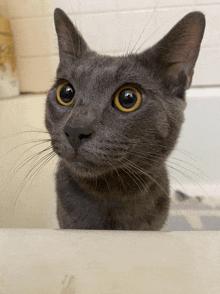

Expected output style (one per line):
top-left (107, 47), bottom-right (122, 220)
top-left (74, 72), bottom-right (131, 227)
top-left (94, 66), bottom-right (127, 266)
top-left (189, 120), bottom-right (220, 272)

top-left (0, 88), bottom-right (220, 229)
top-left (169, 87), bottom-right (220, 198)
top-left (1, 230), bottom-right (220, 293)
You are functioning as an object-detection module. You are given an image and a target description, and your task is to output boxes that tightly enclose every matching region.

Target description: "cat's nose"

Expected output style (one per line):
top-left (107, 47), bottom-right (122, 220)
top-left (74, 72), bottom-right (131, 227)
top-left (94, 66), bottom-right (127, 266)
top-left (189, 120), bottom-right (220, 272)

top-left (64, 125), bottom-right (94, 150)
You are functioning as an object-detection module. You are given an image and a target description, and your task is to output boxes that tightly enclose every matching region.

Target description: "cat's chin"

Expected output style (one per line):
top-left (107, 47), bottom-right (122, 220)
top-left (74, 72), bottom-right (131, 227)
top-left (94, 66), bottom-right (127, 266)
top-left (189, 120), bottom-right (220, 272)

top-left (63, 157), bottom-right (112, 178)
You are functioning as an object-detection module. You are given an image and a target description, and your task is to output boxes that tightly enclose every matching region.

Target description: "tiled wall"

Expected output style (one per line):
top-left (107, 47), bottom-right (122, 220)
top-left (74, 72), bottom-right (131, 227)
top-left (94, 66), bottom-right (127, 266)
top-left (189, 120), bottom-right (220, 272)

top-left (1, 0), bottom-right (220, 92)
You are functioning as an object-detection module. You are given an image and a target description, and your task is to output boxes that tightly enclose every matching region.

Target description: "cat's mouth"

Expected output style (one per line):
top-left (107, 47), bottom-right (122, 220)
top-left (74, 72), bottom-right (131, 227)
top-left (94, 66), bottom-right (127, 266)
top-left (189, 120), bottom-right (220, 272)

top-left (52, 138), bottom-right (126, 177)
top-left (63, 154), bottom-right (112, 178)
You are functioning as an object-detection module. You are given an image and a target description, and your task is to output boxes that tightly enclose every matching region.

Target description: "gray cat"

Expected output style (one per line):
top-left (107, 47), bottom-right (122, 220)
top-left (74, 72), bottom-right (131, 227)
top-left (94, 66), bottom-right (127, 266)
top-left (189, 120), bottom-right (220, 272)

top-left (45, 8), bottom-right (205, 230)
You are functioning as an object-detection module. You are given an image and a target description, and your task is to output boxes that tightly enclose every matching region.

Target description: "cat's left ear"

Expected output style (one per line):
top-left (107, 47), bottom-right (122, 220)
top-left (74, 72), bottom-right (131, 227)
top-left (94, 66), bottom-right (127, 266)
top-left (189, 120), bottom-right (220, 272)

top-left (54, 8), bottom-right (89, 60)
top-left (140, 12), bottom-right (205, 92)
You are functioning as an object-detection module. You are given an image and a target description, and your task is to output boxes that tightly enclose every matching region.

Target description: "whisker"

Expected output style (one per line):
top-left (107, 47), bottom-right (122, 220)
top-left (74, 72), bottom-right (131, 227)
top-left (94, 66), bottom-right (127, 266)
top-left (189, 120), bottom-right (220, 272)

top-left (0, 129), bottom-right (49, 141)
top-left (102, 128), bottom-right (199, 162)
top-left (129, 149), bottom-right (187, 192)
top-left (102, 175), bottom-right (111, 197)
top-left (2, 146), bottom-right (52, 195)
top-left (126, 34), bottom-right (133, 56)
top-left (131, 141), bottom-right (199, 161)
top-left (127, 149), bottom-right (208, 195)
top-left (11, 146), bottom-right (52, 181)
top-left (135, 10), bottom-right (185, 53)
top-left (130, 4), bottom-right (158, 54)
top-left (107, 158), bottom-right (126, 192)
top-left (122, 161), bottom-right (146, 195)
top-left (124, 158), bottom-right (170, 199)
top-left (26, 152), bottom-right (57, 200)
top-left (0, 139), bottom-right (51, 160)
top-left (167, 165), bottom-right (210, 198)
top-left (168, 159), bottom-right (208, 182)
top-left (121, 161), bottom-right (155, 209)
top-left (172, 148), bottom-right (200, 161)
top-left (127, 148), bottom-right (206, 181)
top-left (12, 150), bottom-right (56, 210)
top-left (101, 130), bottom-right (152, 201)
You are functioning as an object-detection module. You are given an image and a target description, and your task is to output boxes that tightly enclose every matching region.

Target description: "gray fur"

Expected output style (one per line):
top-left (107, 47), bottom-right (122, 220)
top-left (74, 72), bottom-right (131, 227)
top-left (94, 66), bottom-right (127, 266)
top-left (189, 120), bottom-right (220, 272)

top-left (45, 9), bottom-right (205, 230)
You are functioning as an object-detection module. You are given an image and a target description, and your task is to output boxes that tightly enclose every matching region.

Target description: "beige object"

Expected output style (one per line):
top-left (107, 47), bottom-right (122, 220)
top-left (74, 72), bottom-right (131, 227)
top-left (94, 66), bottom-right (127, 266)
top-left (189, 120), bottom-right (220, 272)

top-left (0, 14), bottom-right (19, 98)
top-left (1, 230), bottom-right (220, 293)
top-left (0, 15), bottom-right (15, 71)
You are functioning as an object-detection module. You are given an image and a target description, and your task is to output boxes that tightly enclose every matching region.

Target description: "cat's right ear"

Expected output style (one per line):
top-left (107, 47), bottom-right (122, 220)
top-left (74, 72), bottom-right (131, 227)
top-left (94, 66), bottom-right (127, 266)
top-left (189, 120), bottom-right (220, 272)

top-left (54, 8), bottom-right (89, 61)
top-left (138, 12), bottom-right (205, 95)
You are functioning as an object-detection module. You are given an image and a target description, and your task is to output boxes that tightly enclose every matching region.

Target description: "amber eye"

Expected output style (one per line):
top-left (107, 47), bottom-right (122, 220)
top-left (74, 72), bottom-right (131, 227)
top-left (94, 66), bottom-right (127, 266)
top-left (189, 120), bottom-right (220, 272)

top-left (114, 86), bottom-right (141, 112)
top-left (56, 82), bottom-right (75, 106)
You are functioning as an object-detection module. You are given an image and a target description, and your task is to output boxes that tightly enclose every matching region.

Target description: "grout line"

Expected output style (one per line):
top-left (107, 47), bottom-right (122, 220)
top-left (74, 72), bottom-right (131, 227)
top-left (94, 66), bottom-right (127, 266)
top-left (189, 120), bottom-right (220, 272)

top-left (187, 86), bottom-right (220, 98)
top-left (15, 43), bottom-right (220, 59)
top-left (201, 45), bottom-right (220, 49)
top-left (191, 84), bottom-right (220, 89)
top-left (16, 54), bottom-right (59, 59)
top-left (1, 86), bottom-right (219, 101)
top-left (0, 92), bottom-right (47, 101)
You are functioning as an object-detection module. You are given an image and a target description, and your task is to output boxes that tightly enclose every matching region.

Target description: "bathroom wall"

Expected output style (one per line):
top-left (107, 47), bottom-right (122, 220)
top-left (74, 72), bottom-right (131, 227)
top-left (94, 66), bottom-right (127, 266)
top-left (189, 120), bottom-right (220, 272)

top-left (0, 0), bottom-right (220, 92)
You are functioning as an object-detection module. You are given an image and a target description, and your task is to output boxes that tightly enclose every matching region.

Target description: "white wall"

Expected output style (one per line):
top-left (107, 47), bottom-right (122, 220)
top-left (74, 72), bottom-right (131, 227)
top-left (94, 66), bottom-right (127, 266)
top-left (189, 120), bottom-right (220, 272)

top-left (1, 0), bottom-right (220, 92)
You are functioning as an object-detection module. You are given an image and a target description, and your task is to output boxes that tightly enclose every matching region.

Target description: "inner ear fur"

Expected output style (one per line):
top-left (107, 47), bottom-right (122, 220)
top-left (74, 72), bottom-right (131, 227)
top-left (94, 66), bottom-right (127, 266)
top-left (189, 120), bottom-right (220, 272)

top-left (54, 8), bottom-right (89, 60)
top-left (140, 12), bottom-right (205, 92)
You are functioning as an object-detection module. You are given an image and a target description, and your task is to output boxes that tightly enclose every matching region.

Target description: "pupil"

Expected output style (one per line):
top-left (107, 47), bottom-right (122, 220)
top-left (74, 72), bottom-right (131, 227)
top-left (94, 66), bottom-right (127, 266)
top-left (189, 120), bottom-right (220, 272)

top-left (119, 89), bottom-right (137, 109)
top-left (60, 84), bottom-right (74, 103)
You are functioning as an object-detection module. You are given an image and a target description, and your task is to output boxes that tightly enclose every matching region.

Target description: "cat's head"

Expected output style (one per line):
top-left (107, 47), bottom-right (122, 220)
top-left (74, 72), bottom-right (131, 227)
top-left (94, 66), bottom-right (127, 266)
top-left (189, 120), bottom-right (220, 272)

top-left (45, 9), bottom-right (205, 178)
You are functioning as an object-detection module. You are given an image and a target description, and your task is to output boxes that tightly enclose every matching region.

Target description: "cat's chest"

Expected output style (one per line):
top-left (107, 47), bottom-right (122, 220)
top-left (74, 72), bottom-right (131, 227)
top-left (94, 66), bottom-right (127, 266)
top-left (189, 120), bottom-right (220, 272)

top-left (79, 176), bottom-right (153, 208)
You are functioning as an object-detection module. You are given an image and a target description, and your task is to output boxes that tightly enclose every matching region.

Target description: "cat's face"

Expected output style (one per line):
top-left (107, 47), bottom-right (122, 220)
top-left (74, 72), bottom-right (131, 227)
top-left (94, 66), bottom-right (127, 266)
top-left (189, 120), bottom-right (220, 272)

top-left (45, 9), bottom-right (205, 178)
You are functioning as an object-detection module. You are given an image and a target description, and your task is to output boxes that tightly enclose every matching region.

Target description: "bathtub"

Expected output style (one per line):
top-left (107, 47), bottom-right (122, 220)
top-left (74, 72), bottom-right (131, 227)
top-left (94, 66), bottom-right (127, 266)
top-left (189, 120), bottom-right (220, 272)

top-left (0, 87), bottom-right (220, 229)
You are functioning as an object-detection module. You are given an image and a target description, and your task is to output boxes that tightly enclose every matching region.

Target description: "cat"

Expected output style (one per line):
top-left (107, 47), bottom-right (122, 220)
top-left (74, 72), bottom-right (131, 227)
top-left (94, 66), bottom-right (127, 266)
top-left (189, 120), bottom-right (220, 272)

top-left (45, 8), bottom-right (205, 230)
